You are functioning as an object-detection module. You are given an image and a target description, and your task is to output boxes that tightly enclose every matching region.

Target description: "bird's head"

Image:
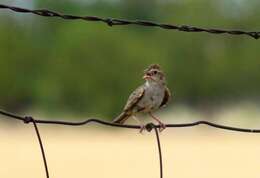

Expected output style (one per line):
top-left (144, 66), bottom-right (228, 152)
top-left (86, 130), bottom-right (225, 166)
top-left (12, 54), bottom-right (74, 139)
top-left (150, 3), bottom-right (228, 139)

top-left (143, 64), bottom-right (166, 85)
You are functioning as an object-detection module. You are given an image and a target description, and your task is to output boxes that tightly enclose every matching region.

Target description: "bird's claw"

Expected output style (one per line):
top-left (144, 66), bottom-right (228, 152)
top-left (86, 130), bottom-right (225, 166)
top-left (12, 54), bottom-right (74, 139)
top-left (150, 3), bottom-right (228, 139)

top-left (139, 122), bottom-right (166, 133)
top-left (139, 125), bottom-right (146, 133)
top-left (158, 122), bottom-right (166, 132)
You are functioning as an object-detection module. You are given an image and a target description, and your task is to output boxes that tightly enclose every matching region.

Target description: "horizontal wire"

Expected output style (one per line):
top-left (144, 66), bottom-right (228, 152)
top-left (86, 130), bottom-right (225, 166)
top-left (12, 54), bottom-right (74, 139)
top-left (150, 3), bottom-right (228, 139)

top-left (0, 109), bottom-right (164, 178)
top-left (1, 109), bottom-right (260, 133)
top-left (1, 4), bottom-right (259, 178)
top-left (0, 4), bottom-right (259, 39)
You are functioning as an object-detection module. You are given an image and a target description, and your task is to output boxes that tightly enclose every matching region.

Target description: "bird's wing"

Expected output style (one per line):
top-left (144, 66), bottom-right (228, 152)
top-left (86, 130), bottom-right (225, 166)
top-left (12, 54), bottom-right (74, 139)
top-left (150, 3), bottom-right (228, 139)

top-left (160, 86), bottom-right (171, 108)
top-left (123, 85), bottom-right (145, 112)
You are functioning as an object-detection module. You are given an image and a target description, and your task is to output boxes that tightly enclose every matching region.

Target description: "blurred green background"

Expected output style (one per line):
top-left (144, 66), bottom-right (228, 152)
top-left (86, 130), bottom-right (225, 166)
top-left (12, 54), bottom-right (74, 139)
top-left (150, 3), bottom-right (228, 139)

top-left (0, 0), bottom-right (259, 120)
top-left (1, 1), bottom-right (260, 178)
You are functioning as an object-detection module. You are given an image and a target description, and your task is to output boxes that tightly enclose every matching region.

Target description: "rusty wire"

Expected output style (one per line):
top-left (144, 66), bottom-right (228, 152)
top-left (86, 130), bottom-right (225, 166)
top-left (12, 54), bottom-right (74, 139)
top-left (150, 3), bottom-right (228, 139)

top-left (31, 119), bottom-right (50, 178)
top-left (0, 4), bottom-right (260, 39)
top-left (0, 4), bottom-right (260, 178)
top-left (1, 109), bottom-right (260, 178)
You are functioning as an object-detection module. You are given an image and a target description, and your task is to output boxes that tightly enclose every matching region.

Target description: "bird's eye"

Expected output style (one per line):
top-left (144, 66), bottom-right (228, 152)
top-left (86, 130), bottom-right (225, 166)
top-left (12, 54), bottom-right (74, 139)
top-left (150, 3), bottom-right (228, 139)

top-left (153, 71), bottom-right (157, 75)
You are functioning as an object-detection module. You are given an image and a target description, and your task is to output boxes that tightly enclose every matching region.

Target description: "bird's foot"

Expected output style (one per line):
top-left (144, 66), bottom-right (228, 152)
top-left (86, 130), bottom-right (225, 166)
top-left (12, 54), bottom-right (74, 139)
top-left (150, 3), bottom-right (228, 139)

top-left (158, 121), bottom-right (166, 132)
top-left (148, 112), bottom-right (166, 132)
top-left (139, 124), bottom-right (146, 133)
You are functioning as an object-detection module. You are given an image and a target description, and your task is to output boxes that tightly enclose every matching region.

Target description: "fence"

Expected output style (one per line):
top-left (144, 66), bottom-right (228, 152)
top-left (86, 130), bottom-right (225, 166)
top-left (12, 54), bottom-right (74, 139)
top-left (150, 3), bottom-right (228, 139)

top-left (0, 4), bottom-right (260, 39)
top-left (1, 3), bottom-right (260, 178)
top-left (1, 109), bottom-right (260, 178)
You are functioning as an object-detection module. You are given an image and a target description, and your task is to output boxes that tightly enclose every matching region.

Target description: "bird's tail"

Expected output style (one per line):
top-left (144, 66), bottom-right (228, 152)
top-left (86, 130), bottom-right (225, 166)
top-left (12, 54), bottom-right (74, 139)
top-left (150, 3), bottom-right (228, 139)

top-left (113, 112), bottom-right (131, 124)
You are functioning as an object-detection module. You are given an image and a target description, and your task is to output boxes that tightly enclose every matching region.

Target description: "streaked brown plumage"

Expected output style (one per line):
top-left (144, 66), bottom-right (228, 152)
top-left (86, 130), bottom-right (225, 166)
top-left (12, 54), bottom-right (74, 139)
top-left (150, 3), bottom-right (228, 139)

top-left (113, 64), bottom-right (171, 132)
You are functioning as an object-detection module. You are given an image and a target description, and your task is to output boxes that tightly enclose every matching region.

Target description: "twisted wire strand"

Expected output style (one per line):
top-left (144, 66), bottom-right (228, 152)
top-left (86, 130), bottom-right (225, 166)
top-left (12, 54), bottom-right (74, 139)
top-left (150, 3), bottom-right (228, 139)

top-left (1, 4), bottom-right (259, 178)
top-left (1, 109), bottom-right (260, 133)
top-left (1, 109), bottom-right (260, 178)
top-left (0, 4), bottom-right (259, 39)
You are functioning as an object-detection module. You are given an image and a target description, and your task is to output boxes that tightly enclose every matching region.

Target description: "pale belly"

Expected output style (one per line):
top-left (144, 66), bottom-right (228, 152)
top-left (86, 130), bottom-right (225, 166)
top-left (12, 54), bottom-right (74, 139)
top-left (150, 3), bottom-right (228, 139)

top-left (135, 83), bottom-right (165, 113)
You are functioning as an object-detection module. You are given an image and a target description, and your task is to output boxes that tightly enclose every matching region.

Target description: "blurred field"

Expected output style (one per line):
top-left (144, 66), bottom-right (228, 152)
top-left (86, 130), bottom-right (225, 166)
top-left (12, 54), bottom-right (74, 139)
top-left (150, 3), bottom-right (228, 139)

top-left (1, 1), bottom-right (259, 177)
top-left (1, 104), bottom-right (260, 178)
top-left (1, 0), bottom-right (260, 118)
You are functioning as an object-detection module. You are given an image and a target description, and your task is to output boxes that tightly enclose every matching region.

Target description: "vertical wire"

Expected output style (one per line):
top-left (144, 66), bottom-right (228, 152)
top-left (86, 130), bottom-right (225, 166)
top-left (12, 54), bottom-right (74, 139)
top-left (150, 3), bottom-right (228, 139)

top-left (32, 120), bottom-right (50, 178)
top-left (154, 128), bottom-right (163, 178)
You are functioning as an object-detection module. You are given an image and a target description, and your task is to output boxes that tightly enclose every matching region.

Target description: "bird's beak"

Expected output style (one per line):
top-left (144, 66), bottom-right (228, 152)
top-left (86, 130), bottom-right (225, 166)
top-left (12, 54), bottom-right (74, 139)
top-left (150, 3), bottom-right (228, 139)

top-left (143, 74), bottom-right (151, 80)
top-left (143, 74), bottom-right (152, 80)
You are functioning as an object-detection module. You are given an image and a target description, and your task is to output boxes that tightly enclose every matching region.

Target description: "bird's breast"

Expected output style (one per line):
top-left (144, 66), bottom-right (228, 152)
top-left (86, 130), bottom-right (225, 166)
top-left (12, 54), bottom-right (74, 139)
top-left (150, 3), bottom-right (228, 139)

top-left (137, 83), bottom-right (165, 112)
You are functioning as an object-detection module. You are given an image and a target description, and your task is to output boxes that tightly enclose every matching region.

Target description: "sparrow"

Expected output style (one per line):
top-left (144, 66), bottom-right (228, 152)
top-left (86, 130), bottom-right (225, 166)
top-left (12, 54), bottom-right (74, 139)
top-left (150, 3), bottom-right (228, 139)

top-left (113, 64), bottom-right (171, 132)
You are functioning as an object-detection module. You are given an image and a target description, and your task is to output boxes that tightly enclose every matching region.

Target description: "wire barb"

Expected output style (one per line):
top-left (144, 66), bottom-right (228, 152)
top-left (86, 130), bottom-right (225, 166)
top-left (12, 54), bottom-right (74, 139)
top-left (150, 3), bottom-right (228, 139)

top-left (24, 116), bottom-right (33, 124)
top-left (0, 4), bottom-right (259, 39)
top-left (0, 3), bottom-right (259, 178)
top-left (1, 109), bottom-right (260, 178)
top-left (1, 109), bottom-right (260, 132)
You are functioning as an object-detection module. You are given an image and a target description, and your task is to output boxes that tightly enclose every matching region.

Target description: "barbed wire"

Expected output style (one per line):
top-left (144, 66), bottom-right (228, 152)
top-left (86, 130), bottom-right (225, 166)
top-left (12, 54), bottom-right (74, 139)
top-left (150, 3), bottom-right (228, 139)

top-left (1, 3), bottom-right (259, 178)
top-left (0, 4), bottom-right (259, 39)
top-left (0, 109), bottom-right (163, 178)
top-left (1, 109), bottom-right (260, 178)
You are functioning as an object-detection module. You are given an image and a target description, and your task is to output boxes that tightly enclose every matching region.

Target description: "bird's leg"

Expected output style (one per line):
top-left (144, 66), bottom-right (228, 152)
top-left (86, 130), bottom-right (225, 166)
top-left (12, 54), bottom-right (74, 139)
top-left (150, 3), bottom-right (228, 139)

top-left (148, 112), bottom-right (166, 132)
top-left (132, 115), bottom-right (145, 133)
